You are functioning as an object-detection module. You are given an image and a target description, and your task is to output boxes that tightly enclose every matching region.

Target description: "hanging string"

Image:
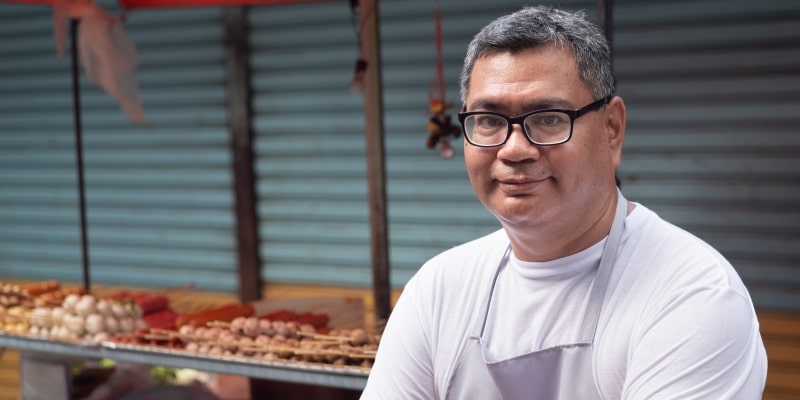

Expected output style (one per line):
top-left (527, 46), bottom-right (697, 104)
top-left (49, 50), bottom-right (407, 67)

top-left (429, 0), bottom-right (445, 104)
top-left (349, 0), bottom-right (362, 56)
top-left (349, 0), bottom-right (368, 94)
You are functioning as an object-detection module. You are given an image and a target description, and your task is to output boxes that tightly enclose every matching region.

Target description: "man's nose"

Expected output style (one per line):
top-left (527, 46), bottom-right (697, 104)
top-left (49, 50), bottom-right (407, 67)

top-left (498, 123), bottom-right (540, 160)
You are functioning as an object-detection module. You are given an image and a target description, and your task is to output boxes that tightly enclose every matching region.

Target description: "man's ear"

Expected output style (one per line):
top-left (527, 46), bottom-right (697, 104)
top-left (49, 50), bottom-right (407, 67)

top-left (605, 96), bottom-right (626, 167)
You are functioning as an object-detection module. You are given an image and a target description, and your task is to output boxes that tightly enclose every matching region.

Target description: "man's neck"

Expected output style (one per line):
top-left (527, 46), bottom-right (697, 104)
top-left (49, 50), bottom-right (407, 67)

top-left (505, 191), bottom-right (621, 262)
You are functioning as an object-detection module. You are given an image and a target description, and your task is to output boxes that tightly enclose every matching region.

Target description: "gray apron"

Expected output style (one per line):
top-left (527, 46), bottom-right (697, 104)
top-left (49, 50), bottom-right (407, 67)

top-left (446, 192), bottom-right (627, 400)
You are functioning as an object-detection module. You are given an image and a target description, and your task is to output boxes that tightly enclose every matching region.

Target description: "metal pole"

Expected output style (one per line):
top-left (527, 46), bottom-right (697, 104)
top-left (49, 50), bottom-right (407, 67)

top-left (598, 0), bottom-right (614, 74)
top-left (359, 0), bottom-right (391, 322)
top-left (598, 0), bottom-right (620, 187)
top-left (70, 18), bottom-right (90, 292)
top-left (223, 7), bottom-right (262, 303)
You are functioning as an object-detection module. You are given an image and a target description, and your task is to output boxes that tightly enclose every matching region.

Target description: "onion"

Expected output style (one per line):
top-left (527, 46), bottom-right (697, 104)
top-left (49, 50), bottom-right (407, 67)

top-left (75, 295), bottom-right (97, 317)
top-left (95, 299), bottom-right (112, 317)
top-left (50, 307), bottom-right (66, 326)
top-left (55, 326), bottom-right (71, 340)
top-left (350, 328), bottom-right (368, 346)
top-left (104, 316), bottom-right (119, 334)
top-left (230, 316), bottom-right (247, 333)
top-left (64, 314), bottom-right (85, 336)
top-left (85, 313), bottom-right (105, 335)
top-left (242, 317), bottom-right (260, 337)
top-left (179, 325), bottom-right (194, 336)
top-left (273, 321), bottom-right (289, 337)
top-left (111, 302), bottom-right (130, 319)
top-left (118, 317), bottom-right (135, 333)
top-left (31, 307), bottom-right (52, 329)
top-left (62, 294), bottom-right (81, 313)
top-left (258, 319), bottom-right (276, 336)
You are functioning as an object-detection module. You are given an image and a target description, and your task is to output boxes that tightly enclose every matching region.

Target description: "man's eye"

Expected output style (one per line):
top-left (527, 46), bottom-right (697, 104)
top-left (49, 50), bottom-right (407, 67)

top-left (475, 115), bottom-right (504, 129)
top-left (529, 112), bottom-right (569, 127)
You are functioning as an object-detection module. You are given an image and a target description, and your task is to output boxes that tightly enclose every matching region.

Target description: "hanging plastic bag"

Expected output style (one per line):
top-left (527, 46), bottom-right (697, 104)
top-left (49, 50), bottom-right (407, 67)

top-left (53, 0), bottom-right (146, 124)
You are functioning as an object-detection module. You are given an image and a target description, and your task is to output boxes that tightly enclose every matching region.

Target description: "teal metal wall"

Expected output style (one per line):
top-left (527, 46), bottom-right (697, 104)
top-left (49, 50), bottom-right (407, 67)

top-left (612, 0), bottom-right (800, 310)
top-left (0, 2), bottom-right (238, 290)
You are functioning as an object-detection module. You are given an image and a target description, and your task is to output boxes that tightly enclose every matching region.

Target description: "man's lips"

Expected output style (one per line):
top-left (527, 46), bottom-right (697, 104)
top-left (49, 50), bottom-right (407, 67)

top-left (496, 176), bottom-right (549, 194)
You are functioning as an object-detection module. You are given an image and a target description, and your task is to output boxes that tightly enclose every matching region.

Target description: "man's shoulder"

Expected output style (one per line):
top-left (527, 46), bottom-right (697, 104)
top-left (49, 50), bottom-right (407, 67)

top-left (623, 203), bottom-right (747, 292)
top-left (627, 203), bottom-right (725, 258)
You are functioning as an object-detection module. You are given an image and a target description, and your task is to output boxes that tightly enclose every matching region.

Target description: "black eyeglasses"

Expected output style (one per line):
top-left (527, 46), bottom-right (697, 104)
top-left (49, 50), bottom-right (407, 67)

top-left (458, 96), bottom-right (613, 147)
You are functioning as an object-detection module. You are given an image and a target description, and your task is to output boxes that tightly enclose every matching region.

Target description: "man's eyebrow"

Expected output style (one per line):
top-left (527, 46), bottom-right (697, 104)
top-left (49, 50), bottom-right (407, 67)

top-left (520, 98), bottom-right (575, 111)
top-left (467, 98), bottom-right (577, 113)
top-left (467, 100), bottom-right (502, 112)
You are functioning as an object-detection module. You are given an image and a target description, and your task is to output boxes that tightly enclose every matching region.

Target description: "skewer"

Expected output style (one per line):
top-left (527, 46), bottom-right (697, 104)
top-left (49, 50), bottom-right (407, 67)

top-left (148, 328), bottom-right (177, 335)
top-left (238, 344), bottom-right (303, 354)
top-left (141, 333), bottom-right (173, 341)
top-left (3, 313), bottom-right (29, 323)
top-left (344, 352), bottom-right (376, 359)
top-left (296, 331), bottom-right (351, 342)
top-left (147, 329), bottom-right (205, 341)
top-left (296, 339), bottom-right (345, 348)
top-left (291, 347), bottom-right (349, 357)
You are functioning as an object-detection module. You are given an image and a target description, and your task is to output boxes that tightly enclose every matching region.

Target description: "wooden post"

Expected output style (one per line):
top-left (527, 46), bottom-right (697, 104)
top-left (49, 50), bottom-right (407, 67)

top-left (359, 0), bottom-right (391, 322)
top-left (224, 7), bottom-right (262, 303)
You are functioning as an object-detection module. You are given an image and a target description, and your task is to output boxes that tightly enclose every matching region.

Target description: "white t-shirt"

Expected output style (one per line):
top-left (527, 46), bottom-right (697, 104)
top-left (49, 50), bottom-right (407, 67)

top-left (361, 203), bottom-right (767, 399)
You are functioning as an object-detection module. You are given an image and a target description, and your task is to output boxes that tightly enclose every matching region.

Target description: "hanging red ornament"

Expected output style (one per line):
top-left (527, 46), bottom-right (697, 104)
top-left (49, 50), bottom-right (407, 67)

top-left (425, 0), bottom-right (460, 159)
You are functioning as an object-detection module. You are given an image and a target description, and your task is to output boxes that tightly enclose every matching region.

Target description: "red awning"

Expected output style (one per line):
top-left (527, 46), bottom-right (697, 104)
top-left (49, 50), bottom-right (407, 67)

top-left (120, 0), bottom-right (322, 9)
top-left (2, 0), bottom-right (54, 4)
top-left (2, 0), bottom-right (326, 8)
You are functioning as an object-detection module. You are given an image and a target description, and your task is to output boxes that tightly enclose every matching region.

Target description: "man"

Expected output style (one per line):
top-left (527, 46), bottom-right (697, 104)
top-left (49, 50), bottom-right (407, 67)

top-left (361, 5), bottom-right (767, 399)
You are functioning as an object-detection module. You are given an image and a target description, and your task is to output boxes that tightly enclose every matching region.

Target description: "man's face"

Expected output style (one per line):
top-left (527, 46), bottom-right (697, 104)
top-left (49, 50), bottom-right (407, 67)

top-left (463, 44), bottom-right (623, 235)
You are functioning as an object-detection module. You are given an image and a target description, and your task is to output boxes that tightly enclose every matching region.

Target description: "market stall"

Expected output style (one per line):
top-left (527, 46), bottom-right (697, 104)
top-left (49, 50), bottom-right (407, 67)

top-left (0, 0), bottom-right (387, 397)
top-left (0, 0), bottom-right (391, 319)
top-left (0, 279), bottom-right (376, 398)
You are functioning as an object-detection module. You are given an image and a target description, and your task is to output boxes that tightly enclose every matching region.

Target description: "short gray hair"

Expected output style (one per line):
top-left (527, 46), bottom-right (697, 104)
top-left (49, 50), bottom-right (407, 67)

top-left (459, 5), bottom-right (615, 104)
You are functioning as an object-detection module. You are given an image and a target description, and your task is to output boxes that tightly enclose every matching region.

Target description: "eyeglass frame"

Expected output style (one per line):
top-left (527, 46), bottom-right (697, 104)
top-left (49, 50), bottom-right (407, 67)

top-left (457, 96), bottom-right (614, 147)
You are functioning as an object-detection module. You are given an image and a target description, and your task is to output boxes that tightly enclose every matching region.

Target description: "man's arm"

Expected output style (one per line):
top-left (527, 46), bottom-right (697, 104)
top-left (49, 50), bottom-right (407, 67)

top-left (623, 286), bottom-right (767, 399)
top-left (361, 280), bottom-right (437, 399)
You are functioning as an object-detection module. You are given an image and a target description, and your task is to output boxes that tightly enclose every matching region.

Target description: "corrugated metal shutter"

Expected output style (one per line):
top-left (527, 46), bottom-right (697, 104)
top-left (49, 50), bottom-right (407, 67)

top-left (0, 5), bottom-right (77, 280)
top-left (250, 0), bottom-right (594, 287)
top-left (250, 2), bottom-right (372, 285)
top-left (614, 0), bottom-right (800, 310)
top-left (0, 3), bottom-right (238, 291)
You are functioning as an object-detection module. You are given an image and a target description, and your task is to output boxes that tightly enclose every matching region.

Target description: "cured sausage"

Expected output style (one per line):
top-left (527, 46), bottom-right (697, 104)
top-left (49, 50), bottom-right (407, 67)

top-left (175, 304), bottom-right (255, 328)
top-left (21, 280), bottom-right (60, 296)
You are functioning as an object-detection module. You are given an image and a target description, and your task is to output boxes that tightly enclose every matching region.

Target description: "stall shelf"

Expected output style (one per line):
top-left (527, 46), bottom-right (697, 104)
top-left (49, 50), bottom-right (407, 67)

top-left (0, 332), bottom-right (368, 391)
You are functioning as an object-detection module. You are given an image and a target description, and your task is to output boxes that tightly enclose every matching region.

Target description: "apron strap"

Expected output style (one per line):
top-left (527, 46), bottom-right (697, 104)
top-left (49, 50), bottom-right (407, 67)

top-left (472, 246), bottom-right (511, 338)
top-left (579, 189), bottom-right (628, 342)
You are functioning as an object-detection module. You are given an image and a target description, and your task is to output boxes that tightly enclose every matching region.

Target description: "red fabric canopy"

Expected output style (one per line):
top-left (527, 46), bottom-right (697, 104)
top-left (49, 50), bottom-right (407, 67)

top-left (2, 0), bottom-right (325, 8)
top-left (2, 0), bottom-right (53, 4)
top-left (121, 0), bottom-right (321, 8)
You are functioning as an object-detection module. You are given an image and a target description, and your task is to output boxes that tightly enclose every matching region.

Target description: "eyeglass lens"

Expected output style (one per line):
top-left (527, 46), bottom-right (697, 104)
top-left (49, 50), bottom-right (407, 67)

top-left (464, 111), bottom-right (572, 146)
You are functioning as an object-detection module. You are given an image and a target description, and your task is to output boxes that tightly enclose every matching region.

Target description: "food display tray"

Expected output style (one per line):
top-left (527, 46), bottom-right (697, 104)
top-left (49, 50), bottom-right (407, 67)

top-left (0, 332), bottom-right (369, 390)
